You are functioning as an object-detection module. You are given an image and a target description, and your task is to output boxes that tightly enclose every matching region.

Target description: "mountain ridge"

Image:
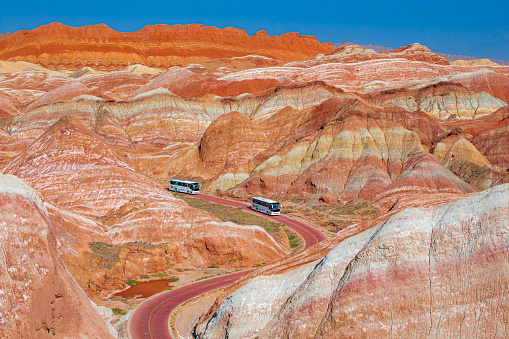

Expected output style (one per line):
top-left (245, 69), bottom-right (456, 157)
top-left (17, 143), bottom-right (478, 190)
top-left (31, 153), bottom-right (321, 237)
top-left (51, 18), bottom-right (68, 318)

top-left (334, 42), bottom-right (509, 65)
top-left (0, 22), bottom-right (335, 71)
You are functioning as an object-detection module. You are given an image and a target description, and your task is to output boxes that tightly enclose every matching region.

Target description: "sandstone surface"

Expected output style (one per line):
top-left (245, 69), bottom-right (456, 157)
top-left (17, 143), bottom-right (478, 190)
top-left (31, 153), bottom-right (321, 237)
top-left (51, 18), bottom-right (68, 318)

top-left (0, 174), bottom-right (113, 338)
top-left (194, 184), bottom-right (509, 338)
top-left (0, 77), bottom-right (487, 208)
top-left (0, 60), bottom-right (53, 73)
top-left (0, 23), bottom-right (335, 71)
top-left (307, 43), bottom-right (450, 66)
top-left (223, 96), bottom-right (476, 208)
top-left (1, 24), bottom-right (509, 337)
top-left (1, 116), bottom-right (289, 293)
top-left (452, 59), bottom-right (500, 66)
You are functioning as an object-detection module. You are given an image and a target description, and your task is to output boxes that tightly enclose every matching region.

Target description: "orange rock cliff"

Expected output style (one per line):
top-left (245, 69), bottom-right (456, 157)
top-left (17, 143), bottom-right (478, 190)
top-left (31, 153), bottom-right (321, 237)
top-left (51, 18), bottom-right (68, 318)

top-left (0, 22), bottom-right (335, 71)
top-left (1, 22), bottom-right (509, 338)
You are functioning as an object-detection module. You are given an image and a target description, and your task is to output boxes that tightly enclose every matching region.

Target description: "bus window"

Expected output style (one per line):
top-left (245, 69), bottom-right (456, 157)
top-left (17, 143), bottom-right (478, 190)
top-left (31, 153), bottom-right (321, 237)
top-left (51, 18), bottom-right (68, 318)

top-left (192, 183), bottom-right (199, 191)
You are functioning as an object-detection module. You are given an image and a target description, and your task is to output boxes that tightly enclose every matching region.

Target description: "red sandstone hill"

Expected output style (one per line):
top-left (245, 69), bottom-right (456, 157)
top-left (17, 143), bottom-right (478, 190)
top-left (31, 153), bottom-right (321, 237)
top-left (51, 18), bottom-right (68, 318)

top-left (324, 43), bottom-right (450, 65)
top-left (1, 25), bottom-right (509, 338)
top-left (0, 22), bottom-right (335, 71)
top-left (0, 174), bottom-right (113, 338)
top-left (2, 116), bottom-right (289, 293)
top-left (194, 184), bottom-right (509, 338)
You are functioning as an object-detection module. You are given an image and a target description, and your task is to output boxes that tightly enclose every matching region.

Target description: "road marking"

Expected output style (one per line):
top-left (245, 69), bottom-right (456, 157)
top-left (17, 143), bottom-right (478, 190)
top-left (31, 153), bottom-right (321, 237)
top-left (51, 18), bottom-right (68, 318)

top-left (282, 216), bottom-right (321, 245)
top-left (132, 193), bottom-right (327, 339)
top-left (198, 194), bottom-right (323, 247)
top-left (147, 274), bottom-right (245, 338)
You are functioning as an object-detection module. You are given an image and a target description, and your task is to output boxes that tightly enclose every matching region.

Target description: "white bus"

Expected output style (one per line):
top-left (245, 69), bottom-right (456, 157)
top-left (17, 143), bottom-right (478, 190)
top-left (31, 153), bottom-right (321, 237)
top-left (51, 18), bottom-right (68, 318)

top-left (169, 179), bottom-right (200, 195)
top-left (252, 197), bottom-right (281, 216)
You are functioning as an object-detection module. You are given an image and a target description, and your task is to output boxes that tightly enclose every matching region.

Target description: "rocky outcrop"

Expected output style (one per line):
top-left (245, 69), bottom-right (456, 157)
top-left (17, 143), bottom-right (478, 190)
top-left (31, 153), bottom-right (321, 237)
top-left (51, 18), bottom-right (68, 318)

top-left (225, 96), bottom-right (475, 207)
top-left (389, 43), bottom-right (450, 65)
top-left (0, 174), bottom-right (113, 338)
top-left (0, 60), bottom-right (52, 73)
top-left (1, 23), bottom-right (509, 338)
top-left (448, 68), bottom-right (509, 105)
top-left (194, 184), bottom-right (509, 338)
top-left (1, 82), bottom-right (483, 207)
top-left (0, 23), bottom-right (335, 71)
top-left (301, 43), bottom-right (449, 66)
top-left (24, 81), bottom-right (93, 112)
top-left (363, 80), bottom-right (507, 119)
top-left (452, 59), bottom-right (500, 66)
top-left (1, 116), bottom-right (289, 293)
top-left (220, 58), bottom-right (509, 105)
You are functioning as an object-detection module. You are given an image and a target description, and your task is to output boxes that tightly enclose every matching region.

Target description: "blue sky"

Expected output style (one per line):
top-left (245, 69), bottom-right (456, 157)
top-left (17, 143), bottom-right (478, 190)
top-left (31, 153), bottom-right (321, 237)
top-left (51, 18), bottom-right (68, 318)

top-left (1, 0), bottom-right (508, 60)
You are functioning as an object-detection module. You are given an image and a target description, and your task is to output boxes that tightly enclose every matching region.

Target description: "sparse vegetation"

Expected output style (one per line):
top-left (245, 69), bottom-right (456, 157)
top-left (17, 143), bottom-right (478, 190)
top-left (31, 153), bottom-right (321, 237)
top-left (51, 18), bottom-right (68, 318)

top-left (151, 272), bottom-right (168, 278)
top-left (111, 308), bottom-right (127, 315)
top-left (139, 274), bottom-right (150, 280)
top-left (168, 277), bottom-right (179, 283)
top-left (176, 195), bottom-right (287, 246)
top-left (284, 228), bottom-right (302, 251)
top-left (287, 201), bottom-right (380, 234)
top-left (90, 241), bottom-right (113, 249)
top-left (321, 220), bottom-right (354, 233)
top-left (126, 280), bottom-right (139, 287)
top-left (87, 241), bottom-right (159, 270)
top-left (288, 234), bottom-right (299, 248)
top-left (207, 265), bottom-right (219, 268)
top-left (196, 275), bottom-right (214, 281)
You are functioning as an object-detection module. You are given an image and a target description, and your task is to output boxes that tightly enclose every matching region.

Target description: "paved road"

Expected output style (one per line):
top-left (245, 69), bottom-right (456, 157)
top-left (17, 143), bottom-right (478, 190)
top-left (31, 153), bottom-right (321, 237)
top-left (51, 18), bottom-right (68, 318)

top-left (129, 193), bottom-right (327, 338)
top-left (195, 193), bottom-right (328, 247)
top-left (128, 270), bottom-right (250, 339)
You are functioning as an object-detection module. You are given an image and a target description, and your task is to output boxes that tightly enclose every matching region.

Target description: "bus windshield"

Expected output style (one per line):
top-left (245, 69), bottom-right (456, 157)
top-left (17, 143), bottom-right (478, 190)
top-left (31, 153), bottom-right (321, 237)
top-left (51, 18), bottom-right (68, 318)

top-left (270, 203), bottom-right (280, 212)
top-left (192, 183), bottom-right (199, 191)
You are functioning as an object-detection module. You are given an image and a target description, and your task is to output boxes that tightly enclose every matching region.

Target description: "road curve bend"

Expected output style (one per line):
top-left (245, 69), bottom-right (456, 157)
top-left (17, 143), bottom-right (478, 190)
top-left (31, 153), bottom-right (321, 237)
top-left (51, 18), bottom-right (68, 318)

top-left (129, 193), bottom-right (327, 338)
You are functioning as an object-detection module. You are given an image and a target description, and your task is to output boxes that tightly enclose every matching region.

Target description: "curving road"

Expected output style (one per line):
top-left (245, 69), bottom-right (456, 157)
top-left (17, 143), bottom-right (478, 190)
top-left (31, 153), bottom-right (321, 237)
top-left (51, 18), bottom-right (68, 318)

top-left (195, 194), bottom-right (327, 247)
top-left (128, 193), bottom-right (327, 339)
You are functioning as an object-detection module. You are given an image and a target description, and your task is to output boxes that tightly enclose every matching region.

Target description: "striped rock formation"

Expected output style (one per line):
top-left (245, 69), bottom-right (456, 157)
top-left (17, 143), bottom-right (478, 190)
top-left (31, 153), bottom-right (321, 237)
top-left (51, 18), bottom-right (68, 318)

top-left (1, 24), bottom-right (509, 337)
top-left (0, 23), bottom-right (335, 71)
top-left (194, 184), bottom-right (509, 338)
top-left (0, 174), bottom-right (114, 338)
top-left (1, 116), bottom-right (289, 293)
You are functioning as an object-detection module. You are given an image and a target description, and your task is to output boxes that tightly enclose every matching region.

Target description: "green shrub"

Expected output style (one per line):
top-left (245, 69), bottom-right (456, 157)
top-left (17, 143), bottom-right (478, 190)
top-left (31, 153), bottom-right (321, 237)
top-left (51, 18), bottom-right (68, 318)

top-left (168, 277), bottom-right (179, 283)
top-left (288, 234), bottom-right (300, 249)
top-left (111, 308), bottom-right (127, 315)
top-left (126, 280), bottom-right (139, 287)
top-left (139, 274), bottom-right (150, 280)
top-left (207, 265), bottom-right (219, 268)
top-left (151, 272), bottom-right (168, 278)
top-left (195, 275), bottom-right (214, 281)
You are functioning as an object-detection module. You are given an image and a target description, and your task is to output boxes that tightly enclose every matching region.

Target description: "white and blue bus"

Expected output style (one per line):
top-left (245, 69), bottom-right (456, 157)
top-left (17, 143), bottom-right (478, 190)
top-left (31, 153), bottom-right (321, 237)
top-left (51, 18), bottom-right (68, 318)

top-left (169, 179), bottom-right (200, 195)
top-left (252, 197), bottom-right (281, 216)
